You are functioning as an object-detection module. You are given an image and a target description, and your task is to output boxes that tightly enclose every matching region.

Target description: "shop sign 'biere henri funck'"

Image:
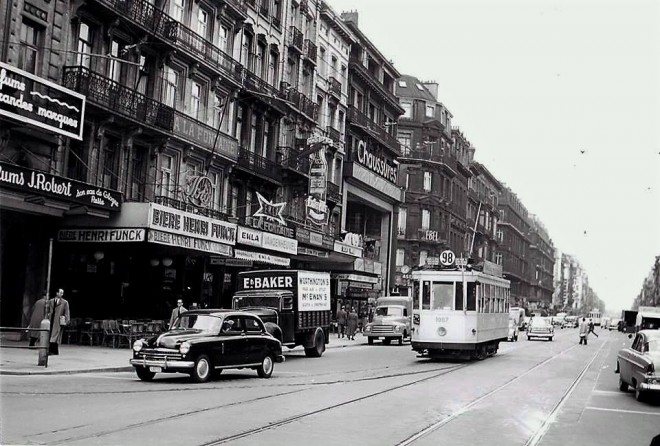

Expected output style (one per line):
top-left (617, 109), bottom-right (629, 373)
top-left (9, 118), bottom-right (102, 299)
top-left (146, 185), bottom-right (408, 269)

top-left (0, 62), bottom-right (86, 140)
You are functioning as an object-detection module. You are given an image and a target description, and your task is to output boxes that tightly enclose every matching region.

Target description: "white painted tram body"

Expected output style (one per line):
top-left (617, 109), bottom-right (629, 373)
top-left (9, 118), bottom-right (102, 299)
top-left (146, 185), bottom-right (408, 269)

top-left (411, 264), bottom-right (510, 360)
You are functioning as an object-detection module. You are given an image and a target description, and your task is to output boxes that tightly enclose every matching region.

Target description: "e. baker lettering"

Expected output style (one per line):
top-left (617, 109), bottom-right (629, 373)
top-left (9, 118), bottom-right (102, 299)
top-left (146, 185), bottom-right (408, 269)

top-left (356, 140), bottom-right (398, 183)
top-left (243, 276), bottom-right (293, 289)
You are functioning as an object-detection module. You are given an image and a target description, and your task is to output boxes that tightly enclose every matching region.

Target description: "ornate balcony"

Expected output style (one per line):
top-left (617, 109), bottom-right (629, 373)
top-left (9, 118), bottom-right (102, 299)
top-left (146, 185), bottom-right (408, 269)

top-left (304, 39), bottom-right (317, 65)
top-left (280, 83), bottom-right (317, 121)
top-left (289, 26), bottom-right (304, 54)
top-left (399, 147), bottom-right (457, 172)
top-left (93, 0), bottom-right (176, 41)
top-left (327, 181), bottom-right (341, 203)
top-left (236, 147), bottom-right (282, 183)
top-left (327, 126), bottom-right (341, 144)
top-left (223, 0), bottom-right (248, 20)
top-left (62, 66), bottom-right (174, 131)
top-left (347, 106), bottom-right (400, 154)
top-left (328, 77), bottom-right (342, 98)
top-left (348, 56), bottom-right (401, 112)
top-left (279, 146), bottom-right (310, 177)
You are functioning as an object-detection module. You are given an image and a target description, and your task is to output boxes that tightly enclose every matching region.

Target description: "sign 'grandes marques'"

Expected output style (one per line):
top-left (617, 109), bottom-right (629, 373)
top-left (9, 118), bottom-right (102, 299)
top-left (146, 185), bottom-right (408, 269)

top-left (356, 140), bottom-right (398, 183)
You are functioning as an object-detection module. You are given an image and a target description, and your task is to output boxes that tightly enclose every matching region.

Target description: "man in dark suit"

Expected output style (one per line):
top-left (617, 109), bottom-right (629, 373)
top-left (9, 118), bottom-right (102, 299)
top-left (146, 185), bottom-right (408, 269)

top-left (49, 288), bottom-right (70, 355)
top-left (169, 299), bottom-right (187, 329)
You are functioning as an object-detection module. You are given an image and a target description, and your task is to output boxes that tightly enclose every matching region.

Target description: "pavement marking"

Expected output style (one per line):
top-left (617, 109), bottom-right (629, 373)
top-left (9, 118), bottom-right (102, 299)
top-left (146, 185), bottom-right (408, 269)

top-left (585, 406), bottom-right (660, 416)
top-left (592, 389), bottom-right (625, 396)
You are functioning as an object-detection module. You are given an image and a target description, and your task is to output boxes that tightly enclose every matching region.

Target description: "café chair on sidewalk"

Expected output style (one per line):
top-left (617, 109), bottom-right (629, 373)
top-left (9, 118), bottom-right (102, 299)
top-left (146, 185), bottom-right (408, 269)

top-left (80, 320), bottom-right (103, 346)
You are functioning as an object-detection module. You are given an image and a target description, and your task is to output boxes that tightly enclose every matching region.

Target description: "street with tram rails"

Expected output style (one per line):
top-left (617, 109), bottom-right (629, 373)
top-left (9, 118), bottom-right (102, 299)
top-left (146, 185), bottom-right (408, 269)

top-left (1, 327), bottom-right (658, 446)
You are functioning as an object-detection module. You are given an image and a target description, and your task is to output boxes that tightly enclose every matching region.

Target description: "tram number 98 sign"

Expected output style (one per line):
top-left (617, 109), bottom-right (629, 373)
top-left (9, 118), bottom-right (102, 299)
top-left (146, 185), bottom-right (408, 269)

top-left (439, 250), bottom-right (455, 266)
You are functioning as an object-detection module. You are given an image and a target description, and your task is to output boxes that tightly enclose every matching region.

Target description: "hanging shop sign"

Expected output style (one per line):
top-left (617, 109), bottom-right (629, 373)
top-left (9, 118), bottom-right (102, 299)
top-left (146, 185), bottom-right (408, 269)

top-left (253, 192), bottom-right (286, 225)
top-left (297, 246), bottom-right (329, 258)
top-left (243, 215), bottom-right (294, 238)
top-left (210, 257), bottom-right (253, 267)
top-left (296, 227), bottom-right (334, 250)
top-left (148, 203), bottom-right (236, 245)
top-left (172, 112), bottom-right (238, 161)
top-left (183, 174), bottom-right (214, 208)
top-left (332, 273), bottom-right (379, 284)
top-left (234, 248), bottom-right (290, 267)
top-left (305, 195), bottom-right (329, 226)
top-left (333, 240), bottom-right (363, 258)
top-left (308, 147), bottom-right (327, 200)
top-left (356, 140), bottom-right (398, 184)
top-left (0, 62), bottom-right (86, 140)
top-left (148, 229), bottom-right (233, 256)
top-left (57, 228), bottom-right (145, 242)
top-left (0, 161), bottom-right (121, 210)
top-left (237, 226), bottom-right (297, 255)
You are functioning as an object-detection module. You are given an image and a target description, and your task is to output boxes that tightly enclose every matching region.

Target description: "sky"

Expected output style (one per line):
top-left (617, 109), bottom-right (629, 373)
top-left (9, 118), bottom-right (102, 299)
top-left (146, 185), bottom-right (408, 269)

top-left (326, 0), bottom-right (660, 314)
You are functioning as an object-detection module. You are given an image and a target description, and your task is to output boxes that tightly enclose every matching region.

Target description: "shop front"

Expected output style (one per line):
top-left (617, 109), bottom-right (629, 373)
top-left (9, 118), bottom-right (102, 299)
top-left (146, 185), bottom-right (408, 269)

top-left (55, 202), bottom-right (236, 319)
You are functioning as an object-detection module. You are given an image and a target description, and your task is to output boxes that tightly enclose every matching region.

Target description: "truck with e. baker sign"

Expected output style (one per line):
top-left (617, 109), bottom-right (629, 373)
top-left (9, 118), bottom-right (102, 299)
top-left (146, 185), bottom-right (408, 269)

top-left (232, 270), bottom-right (331, 357)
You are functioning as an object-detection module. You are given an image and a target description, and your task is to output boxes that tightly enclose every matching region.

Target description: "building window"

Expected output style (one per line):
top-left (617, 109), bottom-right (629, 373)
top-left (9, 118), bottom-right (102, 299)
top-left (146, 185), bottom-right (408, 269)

top-left (130, 147), bottom-right (147, 201)
top-left (425, 104), bottom-right (434, 118)
top-left (197, 9), bottom-right (208, 39)
top-left (497, 229), bottom-right (503, 242)
top-left (76, 22), bottom-right (93, 68)
top-left (102, 136), bottom-right (120, 190)
top-left (19, 20), bottom-right (41, 74)
top-left (160, 154), bottom-right (176, 199)
top-left (416, 83), bottom-right (424, 91)
top-left (249, 114), bottom-right (258, 152)
top-left (163, 66), bottom-right (180, 108)
top-left (495, 252), bottom-right (503, 265)
top-left (208, 171), bottom-right (222, 212)
top-left (423, 171), bottom-right (432, 192)
top-left (397, 208), bottom-right (407, 237)
top-left (422, 209), bottom-right (430, 230)
top-left (268, 51), bottom-right (279, 86)
top-left (108, 40), bottom-right (124, 82)
top-left (396, 249), bottom-right (405, 266)
top-left (405, 172), bottom-right (409, 189)
top-left (172, 0), bottom-right (185, 23)
top-left (419, 250), bottom-right (428, 267)
top-left (401, 101), bottom-right (412, 118)
top-left (398, 80), bottom-right (407, 88)
top-left (190, 81), bottom-right (202, 119)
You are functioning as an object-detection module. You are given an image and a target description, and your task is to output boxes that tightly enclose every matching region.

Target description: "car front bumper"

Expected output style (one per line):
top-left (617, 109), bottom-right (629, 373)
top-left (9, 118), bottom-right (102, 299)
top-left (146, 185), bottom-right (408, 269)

top-left (130, 358), bottom-right (195, 370)
top-left (528, 332), bottom-right (553, 338)
top-left (640, 379), bottom-right (660, 392)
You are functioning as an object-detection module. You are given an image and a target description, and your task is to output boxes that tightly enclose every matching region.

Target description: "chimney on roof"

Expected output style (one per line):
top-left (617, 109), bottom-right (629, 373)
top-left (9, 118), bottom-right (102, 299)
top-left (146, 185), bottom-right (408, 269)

top-left (341, 10), bottom-right (358, 26)
top-left (423, 81), bottom-right (439, 100)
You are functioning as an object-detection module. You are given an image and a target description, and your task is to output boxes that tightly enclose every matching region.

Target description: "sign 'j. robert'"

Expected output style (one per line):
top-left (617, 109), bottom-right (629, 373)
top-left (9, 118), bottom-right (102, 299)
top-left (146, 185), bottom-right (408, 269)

top-left (0, 61), bottom-right (85, 140)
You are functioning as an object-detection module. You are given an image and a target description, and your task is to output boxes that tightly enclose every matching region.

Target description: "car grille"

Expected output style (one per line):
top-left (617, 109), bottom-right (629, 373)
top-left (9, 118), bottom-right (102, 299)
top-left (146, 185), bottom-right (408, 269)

top-left (138, 348), bottom-right (182, 361)
top-left (371, 325), bottom-right (395, 334)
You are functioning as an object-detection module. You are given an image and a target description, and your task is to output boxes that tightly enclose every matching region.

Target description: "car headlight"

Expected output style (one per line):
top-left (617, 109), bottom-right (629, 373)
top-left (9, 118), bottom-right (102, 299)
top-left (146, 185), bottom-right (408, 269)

top-left (364, 325), bottom-right (372, 332)
top-left (132, 340), bottom-right (143, 352)
top-left (179, 341), bottom-right (191, 355)
top-left (394, 325), bottom-right (402, 332)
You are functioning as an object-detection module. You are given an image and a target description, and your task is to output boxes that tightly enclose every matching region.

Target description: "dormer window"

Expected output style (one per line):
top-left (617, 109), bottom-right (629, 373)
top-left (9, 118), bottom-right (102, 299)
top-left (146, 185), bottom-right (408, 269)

top-left (415, 83), bottom-right (424, 90)
top-left (398, 80), bottom-right (407, 87)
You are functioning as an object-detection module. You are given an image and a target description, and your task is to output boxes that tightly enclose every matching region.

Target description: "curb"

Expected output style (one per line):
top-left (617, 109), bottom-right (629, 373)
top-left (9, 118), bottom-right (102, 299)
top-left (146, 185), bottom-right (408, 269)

top-left (0, 366), bottom-right (134, 376)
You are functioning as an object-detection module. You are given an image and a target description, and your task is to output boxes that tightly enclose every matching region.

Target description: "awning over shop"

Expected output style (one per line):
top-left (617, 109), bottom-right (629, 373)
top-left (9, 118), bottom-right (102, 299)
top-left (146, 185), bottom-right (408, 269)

top-left (234, 249), bottom-right (290, 267)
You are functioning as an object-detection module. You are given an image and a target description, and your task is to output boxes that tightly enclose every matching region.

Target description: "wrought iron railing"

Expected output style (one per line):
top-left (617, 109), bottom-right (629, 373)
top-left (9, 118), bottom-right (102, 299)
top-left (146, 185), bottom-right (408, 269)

top-left (225, 0), bottom-right (248, 16)
top-left (280, 84), bottom-right (317, 120)
top-left (244, 70), bottom-right (282, 99)
top-left (304, 39), bottom-right (317, 63)
top-left (347, 106), bottom-right (400, 153)
top-left (237, 147), bottom-right (282, 182)
top-left (289, 26), bottom-right (303, 52)
top-left (348, 56), bottom-right (400, 109)
top-left (95, 0), bottom-right (176, 40)
top-left (279, 146), bottom-right (310, 174)
top-left (328, 77), bottom-right (342, 98)
top-left (400, 147), bottom-right (457, 171)
top-left (327, 126), bottom-right (341, 143)
top-left (63, 66), bottom-right (174, 130)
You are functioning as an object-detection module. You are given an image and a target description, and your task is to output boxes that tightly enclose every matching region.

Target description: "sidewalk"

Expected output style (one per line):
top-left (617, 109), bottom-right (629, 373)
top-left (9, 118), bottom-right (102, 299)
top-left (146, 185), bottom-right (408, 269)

top-left (0, 332), bottom-right (369, 376)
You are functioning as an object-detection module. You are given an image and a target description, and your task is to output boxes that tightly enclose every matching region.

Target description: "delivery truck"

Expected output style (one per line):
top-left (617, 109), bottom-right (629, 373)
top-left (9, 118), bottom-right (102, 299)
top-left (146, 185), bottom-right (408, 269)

top-left (635, 306), bottom-right (660, 331)
top-left (232, 270), bottom-right (331, 357)
top-left (363, 296), bottom-right (413, 345)
top-left (621, 310), bottom-right (639, 333)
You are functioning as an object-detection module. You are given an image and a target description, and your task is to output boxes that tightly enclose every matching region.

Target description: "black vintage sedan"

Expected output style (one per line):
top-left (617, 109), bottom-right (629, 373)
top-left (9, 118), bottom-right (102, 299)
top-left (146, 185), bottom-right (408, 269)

top-left (130, 309), bottom-right (285, 382)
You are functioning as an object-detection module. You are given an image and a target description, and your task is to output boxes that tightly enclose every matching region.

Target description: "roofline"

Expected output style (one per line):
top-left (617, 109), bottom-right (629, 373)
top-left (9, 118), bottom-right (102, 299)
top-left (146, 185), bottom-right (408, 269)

top-left (343, 21), bottom-right (401, 77)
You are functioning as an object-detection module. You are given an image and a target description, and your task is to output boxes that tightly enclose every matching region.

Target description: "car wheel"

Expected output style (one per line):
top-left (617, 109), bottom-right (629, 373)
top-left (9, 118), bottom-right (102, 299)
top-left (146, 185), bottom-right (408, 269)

top-left (618, 377), bottom-right (628, 391)
top-left (635, 383), bottom-right (645, 402)
top-left (304, 329), bottom-right (325, 358)
top-left (191, 355), bottom-right (212, 383)
top-left (382, 338), bottom-right (391, 345)
top-left (135, 367), bottom-right (155, 382)
top-left (367, 337), bottom-right (373, 345)
top-left (257, 354), bottom-right (274, 378)
top-left (515, 335), bottom-right (518, 342)
top-left (528, 336), bottom-right (531, 341)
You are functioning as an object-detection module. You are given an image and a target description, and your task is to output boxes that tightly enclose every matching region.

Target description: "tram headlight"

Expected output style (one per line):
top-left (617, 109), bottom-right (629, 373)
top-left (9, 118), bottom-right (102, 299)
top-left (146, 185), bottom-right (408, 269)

top-left (437, 327), bottom-right (447, 337)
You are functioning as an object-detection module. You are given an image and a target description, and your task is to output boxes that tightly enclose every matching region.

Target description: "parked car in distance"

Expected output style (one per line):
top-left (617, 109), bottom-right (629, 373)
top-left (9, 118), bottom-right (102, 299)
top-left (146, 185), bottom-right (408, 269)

top-left (562, 316), bottom-right (578, 329)
top-left (527, 317), bottom-right (554, 341)
top-left (130, 309), bottom-right (284, 383)
top-left (616, 330), bottom-right (660, 402)
top-left (609, 318), bottom-right (622, 331)
top-left (507, 320), bottom-right (519, 342)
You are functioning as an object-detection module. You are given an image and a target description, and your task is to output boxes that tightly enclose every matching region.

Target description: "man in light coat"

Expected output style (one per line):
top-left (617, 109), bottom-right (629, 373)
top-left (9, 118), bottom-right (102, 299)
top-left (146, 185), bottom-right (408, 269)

top-left (49, 289), bottom-right (70, 355)
top-left (578, 317), bottom-right (589, 345)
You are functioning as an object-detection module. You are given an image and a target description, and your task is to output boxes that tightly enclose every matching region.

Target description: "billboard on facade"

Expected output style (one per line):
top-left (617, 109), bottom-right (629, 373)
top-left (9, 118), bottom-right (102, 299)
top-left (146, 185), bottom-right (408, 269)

top-left (0, 62), bottom-right (85, 140)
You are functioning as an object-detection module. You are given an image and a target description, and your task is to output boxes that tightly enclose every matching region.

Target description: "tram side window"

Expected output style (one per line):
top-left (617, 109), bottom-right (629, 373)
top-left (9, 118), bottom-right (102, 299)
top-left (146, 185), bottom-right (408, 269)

top-left (422, 281), bottom-right (431, 310)
top-left (467, 283), bottom-right (477, 311)
top-left (432, 282), bottom-right (453, 310)
top-left (455, 282), bottom-right (464, 311)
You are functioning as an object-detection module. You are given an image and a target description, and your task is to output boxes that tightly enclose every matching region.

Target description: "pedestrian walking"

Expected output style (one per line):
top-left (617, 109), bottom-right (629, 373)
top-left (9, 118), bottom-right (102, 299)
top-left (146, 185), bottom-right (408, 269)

top-left (588, 319), bottom-right (599, 338)
top-left (361, 311), bottom-right (368, 332)
top-left (28, 291), bottom-right (50, 346)
top-left (169, 298), bottom-right (187, 329)
top-left (336, 305), bottom-right (348, 338)
top-left (49, 289), bottom-right (70, 355)
top-left (347, 307), bottom-right (359, 340)
top-left (578, 317), bottom-right (589, 345)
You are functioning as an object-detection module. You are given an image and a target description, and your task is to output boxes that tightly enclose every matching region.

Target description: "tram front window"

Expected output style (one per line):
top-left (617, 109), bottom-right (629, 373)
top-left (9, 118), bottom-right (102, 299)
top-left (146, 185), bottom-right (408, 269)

top-left (432, 282), bottom-right (453, 310)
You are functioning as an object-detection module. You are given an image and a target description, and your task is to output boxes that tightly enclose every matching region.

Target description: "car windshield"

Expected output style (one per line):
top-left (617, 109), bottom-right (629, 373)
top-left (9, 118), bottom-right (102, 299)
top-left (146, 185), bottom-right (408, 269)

top-left (173, 314), bottom-right (222, 333)
top-left (531, 318), bottom-right (549, 327)
top-left (376, 306), bottom-right (403, 317)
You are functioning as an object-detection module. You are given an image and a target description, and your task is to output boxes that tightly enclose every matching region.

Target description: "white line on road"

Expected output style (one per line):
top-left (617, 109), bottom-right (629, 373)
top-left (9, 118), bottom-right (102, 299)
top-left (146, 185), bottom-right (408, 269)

top-left (585, 406), bottom-right (660, 416)
top-left (592, 389), bottom-right (625, 396)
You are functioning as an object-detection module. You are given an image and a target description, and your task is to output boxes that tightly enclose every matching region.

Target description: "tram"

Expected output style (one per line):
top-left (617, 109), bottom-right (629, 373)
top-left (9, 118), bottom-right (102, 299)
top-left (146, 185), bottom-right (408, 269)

top-left (587, 309), bottom-right (602, 327)
top-left (410, 253), bottom-right (510, 360)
